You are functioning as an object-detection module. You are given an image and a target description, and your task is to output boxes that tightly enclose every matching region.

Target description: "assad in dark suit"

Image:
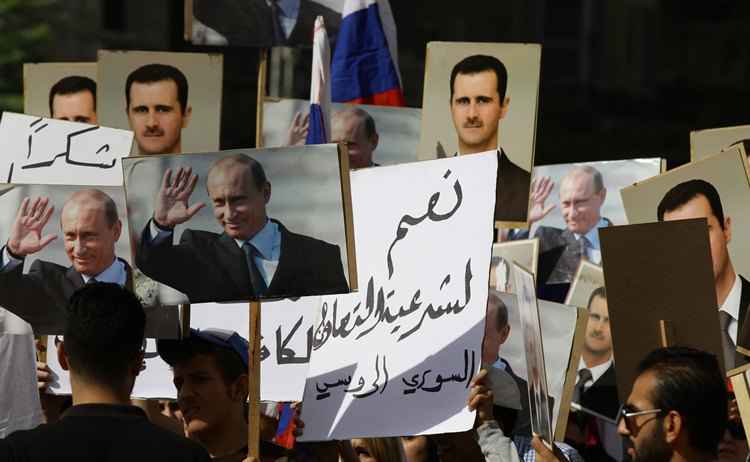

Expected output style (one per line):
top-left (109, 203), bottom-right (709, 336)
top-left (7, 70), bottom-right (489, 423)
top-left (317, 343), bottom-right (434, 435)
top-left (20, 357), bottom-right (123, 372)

top-left (449, 55), bottom-right (532, 224)
top-left (136, 154), bottom-right (349, 303)
top-left (193, 0), bottom-right (341, 47)
top-left (0, 190), bottom-right (177, 337)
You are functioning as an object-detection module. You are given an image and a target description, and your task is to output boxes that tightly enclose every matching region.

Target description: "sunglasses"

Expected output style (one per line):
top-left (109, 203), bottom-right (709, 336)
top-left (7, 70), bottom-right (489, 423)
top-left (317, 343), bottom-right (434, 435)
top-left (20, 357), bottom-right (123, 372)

top-left (617, 404), bottom-right (663, 434)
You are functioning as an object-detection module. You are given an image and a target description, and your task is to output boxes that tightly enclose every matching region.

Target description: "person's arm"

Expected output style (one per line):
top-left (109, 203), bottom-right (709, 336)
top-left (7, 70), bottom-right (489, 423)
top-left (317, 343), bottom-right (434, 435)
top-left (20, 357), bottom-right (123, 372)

top-left (469, 369), bottom-right (521, 462)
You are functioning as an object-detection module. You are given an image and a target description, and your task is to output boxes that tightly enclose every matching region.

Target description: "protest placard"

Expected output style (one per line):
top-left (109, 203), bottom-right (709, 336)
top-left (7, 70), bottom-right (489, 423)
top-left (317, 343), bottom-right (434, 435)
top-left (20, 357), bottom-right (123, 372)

top-left (299, 152), bottom-right (496, 440)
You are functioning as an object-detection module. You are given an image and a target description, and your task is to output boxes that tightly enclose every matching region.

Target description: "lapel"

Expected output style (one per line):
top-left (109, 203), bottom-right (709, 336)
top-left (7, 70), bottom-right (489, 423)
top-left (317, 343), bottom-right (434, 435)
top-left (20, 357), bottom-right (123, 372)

top-left (121, 258), bottom-right (134, 291)
top-left (735, 276), bottom-right (750, 366)
top-left (217, 233), bottom-right (253, 293)
top-left (64, 266), bottom-right (85, 295)
top-left (267, 219), bottom-right (294, 294)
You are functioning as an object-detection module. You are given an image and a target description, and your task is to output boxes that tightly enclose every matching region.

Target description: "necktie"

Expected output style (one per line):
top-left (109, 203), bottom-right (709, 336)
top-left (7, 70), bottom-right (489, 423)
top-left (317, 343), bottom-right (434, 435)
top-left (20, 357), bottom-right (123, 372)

top-left (719, 311), bottom-right (736, 369)
top-left (580, 236), bottom-right (591, 262)
top-left (243, 242), bottom-right (268, 297)
top-left (268, 0), bottom-right (286, 46)
top-left (86, 277), bottom-right (98, 285)
top-left (572, 368), bottom-right (593, 405)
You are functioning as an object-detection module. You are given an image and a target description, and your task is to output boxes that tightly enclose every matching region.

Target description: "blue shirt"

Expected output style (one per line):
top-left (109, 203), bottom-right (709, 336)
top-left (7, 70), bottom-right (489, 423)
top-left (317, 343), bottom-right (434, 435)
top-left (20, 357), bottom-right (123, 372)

top-left (233, 219), bottom-right (282, 286)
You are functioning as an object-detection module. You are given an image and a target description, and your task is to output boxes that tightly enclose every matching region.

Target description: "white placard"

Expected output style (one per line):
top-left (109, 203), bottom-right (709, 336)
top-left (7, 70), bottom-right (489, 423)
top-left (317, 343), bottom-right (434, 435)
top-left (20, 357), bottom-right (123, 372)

top-left (45, 298), bottom-right (318, 402)
top-left (45, 336), bottom-right (172, 399)
top-left (299, 152), bottom-right (497, 440)
top-left (191, 299), bottom-right (318, 402)
top-left (0, 113), bottom-right (133, 186)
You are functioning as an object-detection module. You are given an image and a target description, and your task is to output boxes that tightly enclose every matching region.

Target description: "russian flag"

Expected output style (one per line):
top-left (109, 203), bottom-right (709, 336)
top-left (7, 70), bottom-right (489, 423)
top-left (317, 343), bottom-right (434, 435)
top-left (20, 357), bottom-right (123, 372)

top-left (305, 15), bottom-right (331, 145)
top-left (332, 0), bottom-right (405, 106)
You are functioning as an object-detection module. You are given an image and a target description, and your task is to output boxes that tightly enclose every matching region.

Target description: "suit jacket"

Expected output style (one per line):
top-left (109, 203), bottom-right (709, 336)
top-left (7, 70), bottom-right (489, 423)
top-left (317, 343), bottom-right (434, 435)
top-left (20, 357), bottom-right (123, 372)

top-left (0, 253), bottom-right (178, 337)
top-left (496, 150), bottom-right (532, 223)
top-left (193, 0), bottom-right (340, 47)
top-left (136, 219), bottom-right (349, 303)
top-left (578, 364), bottom-right (619, 420)
top-left (731, 276), bottom-right (750, 364)
top-left (0, 404), bottom-right (210, 462)
top-left (515, 218), bottom-right (613, 285)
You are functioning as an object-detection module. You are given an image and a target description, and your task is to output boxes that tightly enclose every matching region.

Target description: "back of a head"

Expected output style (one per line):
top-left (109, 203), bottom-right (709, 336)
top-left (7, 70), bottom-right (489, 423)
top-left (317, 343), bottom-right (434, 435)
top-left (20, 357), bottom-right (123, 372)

top-left (449, 54), bottom-right (508, 102)
top-left (637, 346), bottom-right (727, 454)
top-left (125, 63), bottom-right (189, 113)
top-left (49, 75), bottom-right (97, 115)
top-left (64, 283), bottom-right (145, 389)
top-left (656, 179), bottom-right (725, 227)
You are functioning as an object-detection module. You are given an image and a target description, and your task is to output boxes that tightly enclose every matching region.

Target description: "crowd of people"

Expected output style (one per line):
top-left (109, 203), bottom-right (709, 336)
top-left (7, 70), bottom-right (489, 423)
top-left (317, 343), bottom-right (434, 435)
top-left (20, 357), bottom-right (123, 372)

top-left (0, 34), bottom-right (747, 462)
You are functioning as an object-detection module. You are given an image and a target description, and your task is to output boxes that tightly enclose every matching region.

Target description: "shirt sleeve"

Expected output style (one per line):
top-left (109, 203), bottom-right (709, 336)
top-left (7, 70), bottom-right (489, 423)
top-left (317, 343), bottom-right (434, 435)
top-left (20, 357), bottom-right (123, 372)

top-left (148, 219), bottom-right (174, 245)
top-left (476, 420), bottom-right (521, 462)
top-left (1, 246), bottom-right (23, 271)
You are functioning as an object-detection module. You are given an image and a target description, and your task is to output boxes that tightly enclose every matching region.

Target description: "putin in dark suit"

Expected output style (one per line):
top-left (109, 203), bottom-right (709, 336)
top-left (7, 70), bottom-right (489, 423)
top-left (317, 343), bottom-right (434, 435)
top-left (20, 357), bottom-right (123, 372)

top-left (0, 189), bottom-right (176, 336)
top-left (136, 154), bottom-right (349, 303)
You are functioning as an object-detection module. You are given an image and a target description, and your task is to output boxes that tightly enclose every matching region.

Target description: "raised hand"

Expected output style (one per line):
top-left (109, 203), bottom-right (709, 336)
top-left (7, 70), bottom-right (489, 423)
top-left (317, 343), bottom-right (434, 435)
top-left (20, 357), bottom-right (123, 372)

top-left (528, 176), bottom-right (556, 225)
top-left (285, 111), bottom-right (310, 147)
top-left (467, 369), bottom-right (495, 425)
top-left (153, 166), bottom-right (205, 229)
top-left (7, 196), bottom-right (57, 257)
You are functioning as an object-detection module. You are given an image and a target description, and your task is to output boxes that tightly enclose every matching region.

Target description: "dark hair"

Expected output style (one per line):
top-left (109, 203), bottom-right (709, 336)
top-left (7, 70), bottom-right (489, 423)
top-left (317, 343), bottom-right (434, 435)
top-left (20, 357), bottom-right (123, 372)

top-left (449, 55), bottom-right (508, 103)
top-left (208, 154), bottom-right (268, 192)
top-left (637, 347), bottom-right (727, 455)
top-left (63, 283), bottom-right (145, 389)
top-left (48, 76), bottom-right (97, 116)
top-left (487, 289), bottom-right (509, 331)
top-left (164, 336), bottom-right (247, 385)
top-left (657, 179), bottom-right (726, 230)
top-left (586, 286), bottom-right (606, 311)
top-left (125, 63), bottom-right (189, 114)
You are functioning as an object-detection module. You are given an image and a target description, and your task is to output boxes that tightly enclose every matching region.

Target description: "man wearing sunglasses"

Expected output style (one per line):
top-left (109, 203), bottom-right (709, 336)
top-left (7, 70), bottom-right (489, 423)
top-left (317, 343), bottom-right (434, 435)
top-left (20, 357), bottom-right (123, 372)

top-left (617, 347), bottom-right (727, 462)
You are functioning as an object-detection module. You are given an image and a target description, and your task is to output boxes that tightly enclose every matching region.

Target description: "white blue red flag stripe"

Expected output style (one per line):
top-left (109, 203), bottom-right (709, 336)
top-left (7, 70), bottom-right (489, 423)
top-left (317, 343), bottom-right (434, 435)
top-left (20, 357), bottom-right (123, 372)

top-left (332, 0), bottom-right (405, 106)
top-left (306, 15), bottom-right (331, 144)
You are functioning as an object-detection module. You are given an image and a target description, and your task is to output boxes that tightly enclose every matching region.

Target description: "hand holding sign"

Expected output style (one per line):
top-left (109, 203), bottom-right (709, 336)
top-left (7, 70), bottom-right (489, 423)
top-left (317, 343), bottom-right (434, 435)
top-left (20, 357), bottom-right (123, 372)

top-left (8, 196), bottom-right (57, 257)
top-left (153, 166), bottom-right (205, 229)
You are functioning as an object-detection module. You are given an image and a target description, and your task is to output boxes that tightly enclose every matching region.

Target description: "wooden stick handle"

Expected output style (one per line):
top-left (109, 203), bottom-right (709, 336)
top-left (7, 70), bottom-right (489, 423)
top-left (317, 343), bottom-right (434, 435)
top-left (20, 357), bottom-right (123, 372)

top-left (247, 300), bottom-right (262, 459)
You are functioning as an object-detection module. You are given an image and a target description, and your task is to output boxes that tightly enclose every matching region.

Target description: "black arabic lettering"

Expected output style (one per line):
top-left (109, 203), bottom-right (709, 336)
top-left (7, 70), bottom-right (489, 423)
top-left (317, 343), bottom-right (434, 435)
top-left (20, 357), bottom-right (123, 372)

top-left (276, 316), bottom-right (312, 365)
top-left (353, 354), bottom-right (389, 399)
top-left (401, 349), bottom-right (476, 396)
top-left (313, 258), bottom-right (474, 349)
top-left (385, 169), bottom-right (463, 279)
top-left (8, 118), bottom-right (117, 182)
top-left (315, 375), bottom-right (353, 400)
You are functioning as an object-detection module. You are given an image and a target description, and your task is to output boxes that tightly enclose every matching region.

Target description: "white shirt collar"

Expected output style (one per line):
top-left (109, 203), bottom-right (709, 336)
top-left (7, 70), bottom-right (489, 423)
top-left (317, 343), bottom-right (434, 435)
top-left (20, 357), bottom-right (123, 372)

top-left (573, 217), bottom-right (608, 249)
top-left (80, 258), bottom-right (127, 286)
top-left (578, 355), bottom-right (613, 385)
top-left (720, 274), bottom-right (743, 321)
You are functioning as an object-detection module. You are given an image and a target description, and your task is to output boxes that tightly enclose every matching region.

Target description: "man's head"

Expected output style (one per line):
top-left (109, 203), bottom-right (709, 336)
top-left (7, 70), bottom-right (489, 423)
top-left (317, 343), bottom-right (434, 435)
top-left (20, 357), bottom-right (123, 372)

top-left (584, 286), bottom-right (612, 359)
top-left (449, 55), bottom-right (509, 155)
top-left (658, 179), bottom-right (732, 283)
top-left (49, 76), bottom-right (97, 124)
top-left (59, 283), bottom-right (145, 395)
top-left (125, 63), bottom-right (191, 155)
top-left (483, 289), bottom-right (511, 366)
top-left (559, 166), bottom-right (606, 235)
top-left (331, 107), bottom-right (379, 169)
top-left (618, 347), bottom-right (727, 461)
top-left (158, 329), bottom-right (249, 439)
top-left (206, 154), bottom-right (270, 241)
top-left (61, 189), bottom-right (122, 277)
